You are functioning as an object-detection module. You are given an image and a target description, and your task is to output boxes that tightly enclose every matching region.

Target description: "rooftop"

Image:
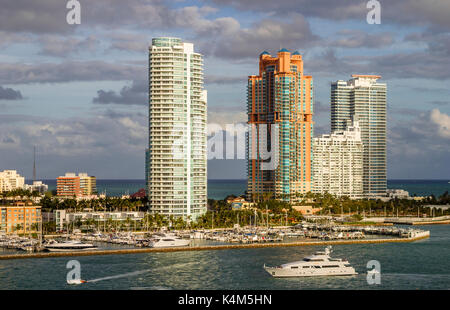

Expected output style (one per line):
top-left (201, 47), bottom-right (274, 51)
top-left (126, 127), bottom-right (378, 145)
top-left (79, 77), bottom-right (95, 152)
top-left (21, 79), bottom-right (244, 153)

top-left (278, 48), bottom-right (290, 53)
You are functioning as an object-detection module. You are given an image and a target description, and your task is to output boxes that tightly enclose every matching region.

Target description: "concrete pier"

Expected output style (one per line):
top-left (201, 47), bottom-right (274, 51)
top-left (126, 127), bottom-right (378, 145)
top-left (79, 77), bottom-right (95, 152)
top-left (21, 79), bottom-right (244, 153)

top-left (0, 233), bottom-right (429, 261)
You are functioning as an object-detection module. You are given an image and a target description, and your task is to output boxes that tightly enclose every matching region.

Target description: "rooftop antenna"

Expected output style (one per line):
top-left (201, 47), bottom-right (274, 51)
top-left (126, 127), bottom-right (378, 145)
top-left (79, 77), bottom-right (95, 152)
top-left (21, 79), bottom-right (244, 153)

top-left (33, 146), bottom-right (36, 182)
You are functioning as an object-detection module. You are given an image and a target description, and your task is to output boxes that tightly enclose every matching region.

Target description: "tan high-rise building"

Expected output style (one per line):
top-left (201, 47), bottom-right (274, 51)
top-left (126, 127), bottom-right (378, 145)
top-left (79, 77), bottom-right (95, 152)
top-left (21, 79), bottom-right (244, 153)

top-left (79, 173), bottom-right (97, 196)
top-left (57, 173), bottom-right (96, 198)
top-left (247, 49), bottom-right (314, 202)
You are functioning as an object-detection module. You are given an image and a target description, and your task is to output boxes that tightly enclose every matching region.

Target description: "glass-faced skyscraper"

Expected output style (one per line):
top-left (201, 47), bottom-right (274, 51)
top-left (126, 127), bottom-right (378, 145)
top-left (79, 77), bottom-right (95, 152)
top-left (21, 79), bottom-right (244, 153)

top-left (331, 75), bottom-right (387, 198)
top-left (146, 37), bottom-right (207, 221)
top-left (247, 49), bottom-right (313, 202)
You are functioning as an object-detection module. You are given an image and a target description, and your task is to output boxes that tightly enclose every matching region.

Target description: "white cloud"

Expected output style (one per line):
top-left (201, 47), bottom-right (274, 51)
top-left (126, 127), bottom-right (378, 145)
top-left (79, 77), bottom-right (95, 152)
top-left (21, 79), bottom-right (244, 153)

top-left (430, 108), bottom-right (450, 138)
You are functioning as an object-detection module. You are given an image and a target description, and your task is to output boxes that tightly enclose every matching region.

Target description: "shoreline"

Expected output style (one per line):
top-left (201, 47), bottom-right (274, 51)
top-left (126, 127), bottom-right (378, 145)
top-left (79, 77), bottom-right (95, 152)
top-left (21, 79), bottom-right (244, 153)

top-left (404, 220), bottom-right (450, 225)
top-left (0, 233), bottom-right (429, 261)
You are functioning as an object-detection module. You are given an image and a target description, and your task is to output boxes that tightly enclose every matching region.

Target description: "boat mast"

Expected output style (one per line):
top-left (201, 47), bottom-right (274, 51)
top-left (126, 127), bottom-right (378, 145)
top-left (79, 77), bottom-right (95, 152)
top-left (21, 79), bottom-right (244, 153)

top-left (39, 213), bottom-right (42, 246)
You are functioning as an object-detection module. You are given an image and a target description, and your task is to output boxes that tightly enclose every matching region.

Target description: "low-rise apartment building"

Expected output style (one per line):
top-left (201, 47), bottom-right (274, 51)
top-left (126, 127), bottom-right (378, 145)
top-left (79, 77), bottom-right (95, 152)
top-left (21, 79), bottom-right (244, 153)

top-left (0, 202), bottom-right (41, 234)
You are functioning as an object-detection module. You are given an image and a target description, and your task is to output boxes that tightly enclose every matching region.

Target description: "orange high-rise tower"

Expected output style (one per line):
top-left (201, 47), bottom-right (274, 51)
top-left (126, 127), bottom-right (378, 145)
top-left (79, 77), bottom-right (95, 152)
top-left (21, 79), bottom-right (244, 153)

top-left (247, 49), bottom-right (313, 202)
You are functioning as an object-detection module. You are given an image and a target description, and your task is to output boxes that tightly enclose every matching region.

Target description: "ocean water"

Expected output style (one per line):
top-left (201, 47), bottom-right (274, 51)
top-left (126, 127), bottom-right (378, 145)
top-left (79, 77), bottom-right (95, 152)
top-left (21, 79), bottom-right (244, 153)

top-left (35, 179), bottom-right (450, 200)
top-left (0, 224), bottom-right (449, 289)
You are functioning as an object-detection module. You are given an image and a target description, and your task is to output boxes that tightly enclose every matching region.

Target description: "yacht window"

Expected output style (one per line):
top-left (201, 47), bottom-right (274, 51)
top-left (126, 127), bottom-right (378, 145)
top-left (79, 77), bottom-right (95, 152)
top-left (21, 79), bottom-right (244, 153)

top-left (162, 239), bottom-right (174, 241)
top-left (313, 266), bottom-right (321, 269)
top-left (290, 266), bottom-right (298, 269)
top-left (303, 258), bottom-right (310, 262)
top-left (322, 265), bottom-right (340, 268)
top-left (302, 266), bottom-right (310, 269)
top-left (309, 259), bottom-right (324, 262)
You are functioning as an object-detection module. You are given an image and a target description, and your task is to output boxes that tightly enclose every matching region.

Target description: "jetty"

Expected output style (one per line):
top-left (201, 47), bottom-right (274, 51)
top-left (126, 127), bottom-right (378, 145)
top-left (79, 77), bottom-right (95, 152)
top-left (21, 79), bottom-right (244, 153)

top-left (384, 215), bottom-right (450, 225)
top-left (0, 230), bottom-right (429, 261)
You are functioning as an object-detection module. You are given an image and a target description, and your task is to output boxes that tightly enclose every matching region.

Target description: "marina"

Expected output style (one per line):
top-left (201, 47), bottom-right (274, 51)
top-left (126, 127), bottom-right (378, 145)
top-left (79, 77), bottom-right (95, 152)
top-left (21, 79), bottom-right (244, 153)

top-left (0, 224), bottom-right (430, 260)
top-left (0, 224), bottom-right (447, 290)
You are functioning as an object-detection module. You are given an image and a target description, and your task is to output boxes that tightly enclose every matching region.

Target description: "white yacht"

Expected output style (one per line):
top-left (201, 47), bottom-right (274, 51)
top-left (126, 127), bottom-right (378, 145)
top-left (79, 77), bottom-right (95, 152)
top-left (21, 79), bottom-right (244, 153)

top-left (264, 246), bottom-right (357, 277)
top-left (149, 233), bottom-right (190, 248)
top-left (44, 240), bottom-right (97, 252)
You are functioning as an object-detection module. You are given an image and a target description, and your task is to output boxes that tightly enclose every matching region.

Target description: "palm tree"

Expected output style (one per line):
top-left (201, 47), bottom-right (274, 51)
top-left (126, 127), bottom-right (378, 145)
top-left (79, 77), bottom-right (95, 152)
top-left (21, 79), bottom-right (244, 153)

top-left (15, 224), bottom-right (22, 234)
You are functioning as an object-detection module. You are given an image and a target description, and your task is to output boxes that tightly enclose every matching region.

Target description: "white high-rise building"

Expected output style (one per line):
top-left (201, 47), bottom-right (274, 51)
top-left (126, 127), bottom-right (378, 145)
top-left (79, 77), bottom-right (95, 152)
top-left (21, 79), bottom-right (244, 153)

top-left (331, 75), bottom-right (387, 198)
top-left (0, 170), bottom-right (25, 193)
top-left (313, 121), bottom-right (363, 199)
top-left (146, 37), bottom-right (207, 221)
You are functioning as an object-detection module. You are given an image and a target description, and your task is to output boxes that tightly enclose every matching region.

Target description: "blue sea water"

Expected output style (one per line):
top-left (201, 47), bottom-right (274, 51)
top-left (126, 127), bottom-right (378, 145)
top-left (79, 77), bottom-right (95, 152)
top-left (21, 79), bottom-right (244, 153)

top-left (0, 225), bottom-right (449, 289)
top-left (7, 179), bottom-right (447, 290)
top-left (36, 179), bottom-right (450, 200)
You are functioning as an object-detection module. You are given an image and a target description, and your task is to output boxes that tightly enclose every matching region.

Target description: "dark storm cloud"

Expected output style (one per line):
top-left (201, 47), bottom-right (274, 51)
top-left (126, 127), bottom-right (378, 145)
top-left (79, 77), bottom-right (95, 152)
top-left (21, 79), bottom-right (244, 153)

top-left (0, 110), bottom-right (147, 178)
top-left (313, 124), bottom-right (329, 136)
top-left (331, 30), bottom-right (394, 48)
top-left (211, 0), bottom-right (450, 30)
top-left (0, 86), bottom-right (23, 100)
top-left (0, 0), bottom-right (167, 34)
top-left (92, 79), bottom-right (147, 105)
top-left (0, 0), bottom-right (71, 34)
top-left (38, 35), bottom-right (99, 57)
top-left (200, 13), bottom-right (319, 59)
top-left (205, 75), bottom-right (246, 85)
top-left (405, 32), bottom-right (450, 56)
top-left (101, 9), bottom-right (320, 60)
top-left (306, 48), bottom-right (450, 80)
top-left (306, 49), bottom-right (362, 76)
top-left (314, 100), bottom-right (330, 115)
top-left (0, 61), bottom-right (144, 84)
top-left (0, 110), bottom-right (146, 156)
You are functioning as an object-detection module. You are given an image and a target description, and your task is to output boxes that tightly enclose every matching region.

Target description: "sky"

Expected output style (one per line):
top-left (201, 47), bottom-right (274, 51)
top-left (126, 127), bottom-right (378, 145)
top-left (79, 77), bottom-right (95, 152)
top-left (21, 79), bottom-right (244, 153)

top-left (0, 0), bottom-right (449, 180)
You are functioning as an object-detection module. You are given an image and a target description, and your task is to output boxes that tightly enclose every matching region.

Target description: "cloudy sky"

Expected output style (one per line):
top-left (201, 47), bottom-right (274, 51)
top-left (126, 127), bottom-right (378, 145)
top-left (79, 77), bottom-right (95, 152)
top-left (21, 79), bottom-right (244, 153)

top-left (0, 0), bottom-right (449, 180)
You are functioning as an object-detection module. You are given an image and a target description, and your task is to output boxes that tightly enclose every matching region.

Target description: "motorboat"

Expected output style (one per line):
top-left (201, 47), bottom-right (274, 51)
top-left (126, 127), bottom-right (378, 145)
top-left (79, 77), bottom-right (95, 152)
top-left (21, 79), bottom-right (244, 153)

top-left (67, 279), bottom-right (87, 285)
top-left (44, 240), bottom-right (97, 252)
top-left (149, 233), bottom-right (190, 248)
top-left (264, 246), bottom-right (357, 277)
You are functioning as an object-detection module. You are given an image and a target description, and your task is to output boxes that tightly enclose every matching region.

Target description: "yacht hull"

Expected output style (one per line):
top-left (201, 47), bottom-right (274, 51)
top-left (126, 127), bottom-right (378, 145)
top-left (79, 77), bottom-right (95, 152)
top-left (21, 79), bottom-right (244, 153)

top-left (150, 240), bottom-right (191, 248)
top-left (264, 266), bottom-right (357, 277)
top-left (46, 247), bottom-right (98, 252)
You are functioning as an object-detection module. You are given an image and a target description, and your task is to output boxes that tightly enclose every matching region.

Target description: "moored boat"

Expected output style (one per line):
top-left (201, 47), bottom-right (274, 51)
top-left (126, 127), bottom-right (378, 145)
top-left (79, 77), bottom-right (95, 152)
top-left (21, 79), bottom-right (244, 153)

top-left (44, 240), bottom-right (97, 252)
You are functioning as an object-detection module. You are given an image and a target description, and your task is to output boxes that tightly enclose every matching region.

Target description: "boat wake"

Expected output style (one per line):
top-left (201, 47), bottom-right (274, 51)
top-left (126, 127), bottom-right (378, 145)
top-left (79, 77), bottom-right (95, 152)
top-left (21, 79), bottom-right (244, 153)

top-left (84, 261), bottom-right (198, 284)
top-left (381, 273), bottom-right (450, 279)
top-left (87, 269), bottom-right (153, 283)
top-left (130, 286), bottom-right (173, 290)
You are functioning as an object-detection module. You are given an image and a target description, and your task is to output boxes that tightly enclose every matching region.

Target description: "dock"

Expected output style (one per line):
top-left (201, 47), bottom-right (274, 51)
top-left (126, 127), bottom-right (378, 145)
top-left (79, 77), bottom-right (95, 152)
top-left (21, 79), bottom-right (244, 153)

top-left (385, 215), bottom-right (450, 225)
top-left (0, 231), bottom-right (429, 261)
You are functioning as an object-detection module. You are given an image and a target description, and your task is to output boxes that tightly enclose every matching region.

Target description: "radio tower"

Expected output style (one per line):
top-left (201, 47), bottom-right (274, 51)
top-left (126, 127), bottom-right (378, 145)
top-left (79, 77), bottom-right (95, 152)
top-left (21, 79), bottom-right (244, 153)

top-left (33, 146), bottom-right (36, 182)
